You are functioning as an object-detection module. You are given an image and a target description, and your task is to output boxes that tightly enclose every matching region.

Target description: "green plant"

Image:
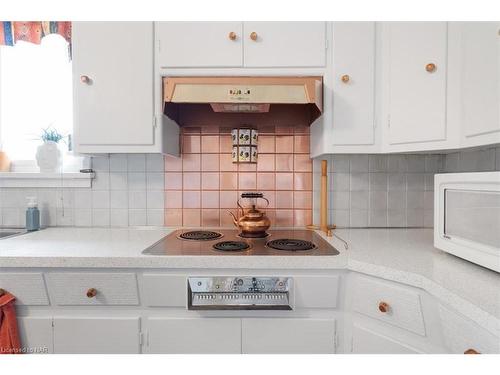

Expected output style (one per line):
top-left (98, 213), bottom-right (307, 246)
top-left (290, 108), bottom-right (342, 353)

top-left (40, 127), bottom-right (66, 144)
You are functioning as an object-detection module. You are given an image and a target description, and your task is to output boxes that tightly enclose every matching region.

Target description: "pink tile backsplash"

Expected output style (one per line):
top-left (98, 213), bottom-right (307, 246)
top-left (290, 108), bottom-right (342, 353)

top-left (164, 125), bottom-right (313, 227)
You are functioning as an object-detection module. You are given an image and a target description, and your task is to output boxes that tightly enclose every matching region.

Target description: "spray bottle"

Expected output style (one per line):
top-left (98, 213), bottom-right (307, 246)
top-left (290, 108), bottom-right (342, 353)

top-left (26, 197), bottom-right (40, 231)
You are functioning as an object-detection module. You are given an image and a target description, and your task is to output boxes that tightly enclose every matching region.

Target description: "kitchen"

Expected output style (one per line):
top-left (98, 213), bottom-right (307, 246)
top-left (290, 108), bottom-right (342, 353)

top-left (0, 9), bottom-right (499, 371)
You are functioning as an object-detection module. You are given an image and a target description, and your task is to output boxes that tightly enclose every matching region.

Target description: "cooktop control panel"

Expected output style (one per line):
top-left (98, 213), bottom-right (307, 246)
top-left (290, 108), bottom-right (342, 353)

top-left (188, 277), bottom-right (292, 310)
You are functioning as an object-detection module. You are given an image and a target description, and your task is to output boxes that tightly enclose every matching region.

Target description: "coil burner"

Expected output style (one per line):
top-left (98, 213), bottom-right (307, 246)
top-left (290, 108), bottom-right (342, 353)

top-left (178, 231), bottom-right (223, 241)
top-left (213, 241), bottom-right (250, 252)
top-left (266, 238), bottom-right (316, 251)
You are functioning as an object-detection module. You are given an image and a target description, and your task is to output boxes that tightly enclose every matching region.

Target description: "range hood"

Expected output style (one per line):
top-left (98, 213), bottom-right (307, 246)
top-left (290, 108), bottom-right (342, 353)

top-left (163, 76), bottom-right (323, 126)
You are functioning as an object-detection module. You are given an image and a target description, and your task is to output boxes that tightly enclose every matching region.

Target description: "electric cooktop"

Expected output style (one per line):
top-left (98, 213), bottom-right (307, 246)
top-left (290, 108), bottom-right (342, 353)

top-left (142, 229), bottom-right (340, 256)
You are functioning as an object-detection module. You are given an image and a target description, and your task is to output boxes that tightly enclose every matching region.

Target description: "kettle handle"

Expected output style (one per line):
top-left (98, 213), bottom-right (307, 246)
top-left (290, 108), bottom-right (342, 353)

top-left (238, 193), bottom-right (269, 209)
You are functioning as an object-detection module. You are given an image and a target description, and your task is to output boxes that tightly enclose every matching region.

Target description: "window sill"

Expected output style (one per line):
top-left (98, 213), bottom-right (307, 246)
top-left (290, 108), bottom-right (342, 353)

top-left (0, 172), bottom-right (94, 188)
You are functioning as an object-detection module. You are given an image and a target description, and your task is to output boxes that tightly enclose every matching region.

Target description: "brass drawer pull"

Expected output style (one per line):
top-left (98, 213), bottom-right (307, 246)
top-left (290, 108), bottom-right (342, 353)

top-left (228, 32), bottom-right (237, 41)
top-left (425, 63), bottom-right (436, 73)
top-left (341, 74), bottom-right (350, 83)
top-left (86, 288), bottom-right (97, 298)
top-left (250, 32), bottom-right (258, 41)
top-left (378, 301), bottom-right (390, 313)
top-left (464, 348), bottom-right (480, 354)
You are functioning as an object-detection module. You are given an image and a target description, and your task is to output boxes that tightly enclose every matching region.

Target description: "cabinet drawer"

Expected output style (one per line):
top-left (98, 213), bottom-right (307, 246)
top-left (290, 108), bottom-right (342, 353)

top-left (351, 275), bottom-right (426, 336)
top-left (242, 318), bottom-right (336, 354)
top-left (0, 273), bottom-right (49, 306)
top-left (141, 274), bottom-right (186, 307)
top-left (439, 305), bottom-right (500, 354)
top-left (46, 272), bottom-right (139, 306)
top-left (294, 275), bottom-right (339, 308)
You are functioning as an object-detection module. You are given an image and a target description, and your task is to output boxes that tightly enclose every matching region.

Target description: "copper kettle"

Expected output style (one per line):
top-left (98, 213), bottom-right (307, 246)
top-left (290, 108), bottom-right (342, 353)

top-left (228, 192), bottom-right (271, 238)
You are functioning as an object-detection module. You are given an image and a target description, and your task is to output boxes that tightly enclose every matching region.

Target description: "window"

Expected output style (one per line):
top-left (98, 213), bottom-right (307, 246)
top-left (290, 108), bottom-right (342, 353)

top-left (0, 34), bottom-right (72, 162)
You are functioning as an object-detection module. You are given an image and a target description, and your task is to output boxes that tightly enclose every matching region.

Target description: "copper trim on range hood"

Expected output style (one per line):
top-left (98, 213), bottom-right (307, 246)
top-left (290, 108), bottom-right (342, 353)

top-left (163, 76), bottom-right (323, 126)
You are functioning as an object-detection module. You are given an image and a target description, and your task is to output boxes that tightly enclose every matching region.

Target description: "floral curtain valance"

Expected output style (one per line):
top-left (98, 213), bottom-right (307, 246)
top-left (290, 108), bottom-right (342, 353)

top-left (0, 21), bottom-right (71, 47)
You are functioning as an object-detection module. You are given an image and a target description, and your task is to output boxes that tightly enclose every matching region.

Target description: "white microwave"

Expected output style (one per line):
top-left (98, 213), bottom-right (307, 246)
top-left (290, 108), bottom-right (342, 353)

top-left (434, 172), bottom-right (500, 273)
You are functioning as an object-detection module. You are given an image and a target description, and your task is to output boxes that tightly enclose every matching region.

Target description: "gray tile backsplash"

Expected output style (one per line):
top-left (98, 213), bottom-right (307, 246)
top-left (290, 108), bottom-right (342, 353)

top-left (313, 144), bottom-right (500, 229)
top-left (2, 144), bottom-right (498, 230)
top-left (444, 145), bottom-right (500, 173)
top-left (0, 154), bottom-right (165, 228)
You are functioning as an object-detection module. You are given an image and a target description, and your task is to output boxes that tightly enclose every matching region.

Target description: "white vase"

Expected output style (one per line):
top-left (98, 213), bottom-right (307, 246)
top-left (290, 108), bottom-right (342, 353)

top-left (36, 141), bottom-right (62, 173)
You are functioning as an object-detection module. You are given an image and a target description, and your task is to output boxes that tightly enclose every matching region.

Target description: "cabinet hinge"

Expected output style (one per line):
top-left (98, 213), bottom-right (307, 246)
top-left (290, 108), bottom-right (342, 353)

top-left (139, 332), bottom-right (144, 346)
top-left (153, 116), bottom-right (158, 129)
top-left (387, 114), bottom-right (391, 128)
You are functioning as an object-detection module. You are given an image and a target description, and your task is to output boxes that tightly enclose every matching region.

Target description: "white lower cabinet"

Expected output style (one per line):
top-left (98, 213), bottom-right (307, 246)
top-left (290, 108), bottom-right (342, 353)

top-left (439, 305), bottom-right (500, 354)
top-left (53, 317), bottom-right (140, 354)
top-left (3, 269), bottom-right (498, 354)
top-left (242, 318), bottom-right (336, 354)
top-left (146, 318), bottom-right (241, 354)
top-left (17, 317), bottom-right (54, 354)
top-left (351, 324), bottom-right (422, 354)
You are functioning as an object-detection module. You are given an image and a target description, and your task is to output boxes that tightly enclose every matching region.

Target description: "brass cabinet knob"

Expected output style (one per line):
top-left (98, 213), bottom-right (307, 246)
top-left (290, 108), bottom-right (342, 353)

top-left (341, 74), bottom-right (350, 83)
top-left (86, 288), bottom-right (97, 298)
top-left (80, 75), bottom-right (91, 84)
top-left (228, 31), bottom-right (237, 41)
top-left (425, 63), bottom-right (436, 73)
top-left (378, 301), bottom-right (390, 313)
top-left (464, 348), bottom-right (480, 354)
top-left (250, 32), bottom-right (258, 41)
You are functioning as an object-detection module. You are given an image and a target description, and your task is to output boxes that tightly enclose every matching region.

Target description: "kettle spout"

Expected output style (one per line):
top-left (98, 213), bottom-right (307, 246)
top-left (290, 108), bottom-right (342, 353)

top-left (227, 210), bottom-right (239, 228)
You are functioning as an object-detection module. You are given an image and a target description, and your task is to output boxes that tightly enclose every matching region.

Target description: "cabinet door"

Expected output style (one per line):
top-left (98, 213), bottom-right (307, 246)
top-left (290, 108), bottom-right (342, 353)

top-left (17, 317), bottom-right (53, 354)
top-left (461, 22), bottom-right (500, 147)
top-left (157, 22), bottom-right (243, 68)
top-left (243, 22), bottom-right (326, 67)
top-left (351, 324), bottom-right (422, 354)
top-left (386, 22), bottom-right (448, 146)
top-left (439, 305), bottom-right (500, 354)
top-left (53, 317), bottom-right (140, 353)
top-left (73, 22), bottom-right (154, 151)
top-left (332, 22), bottom-right (376, 145)
top-left (242, 318), bottom-right (336, 354)
top-left (146, 318), bottom-right (241, 354)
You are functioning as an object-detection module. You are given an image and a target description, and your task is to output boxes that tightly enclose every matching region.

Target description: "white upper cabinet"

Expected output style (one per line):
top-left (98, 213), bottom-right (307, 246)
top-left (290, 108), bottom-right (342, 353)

top-left (460, 22), bottom-right (500, 147)
top-left (331, 22), bottom-right (376, 146)
top-left (157, 22), bottom-right (243, 68)
top-left (73, 22), bottom-right (157, 154)
top-left (383, 22), bottom-right (451, 151)
top-left (243, 22), bottom-right (326, 67)
top-left (157, 22), bottom-right (326, 69)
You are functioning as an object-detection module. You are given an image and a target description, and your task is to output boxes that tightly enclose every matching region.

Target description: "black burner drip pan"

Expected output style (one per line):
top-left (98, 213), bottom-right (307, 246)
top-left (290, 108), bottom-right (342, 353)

top-left (266, 238), bottom-right (316, 251)
top-left (238, 232), bottom-right (270, 239)
top-left (178, 231), bottom-right (223, 241)
top-left (213, 241), bottom-right (250, 252)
